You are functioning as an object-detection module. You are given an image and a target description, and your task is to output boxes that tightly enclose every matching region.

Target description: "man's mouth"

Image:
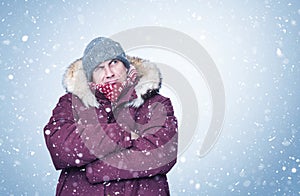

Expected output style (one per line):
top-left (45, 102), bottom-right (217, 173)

top-left (105, 80), bottom-right (118, 84)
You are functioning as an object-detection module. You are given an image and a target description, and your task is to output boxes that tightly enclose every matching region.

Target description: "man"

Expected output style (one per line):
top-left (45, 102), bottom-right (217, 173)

top-left (44, 37), bottom-right (178, 195)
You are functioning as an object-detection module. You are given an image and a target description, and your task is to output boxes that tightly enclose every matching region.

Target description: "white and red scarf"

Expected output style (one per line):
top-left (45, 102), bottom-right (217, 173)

top-left (89, 66), bottom-right (137, 102)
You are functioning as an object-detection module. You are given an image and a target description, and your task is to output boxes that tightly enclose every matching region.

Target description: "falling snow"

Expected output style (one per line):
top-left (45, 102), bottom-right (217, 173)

top-left (1, 0), bottom-right (300, 195)
top-left (21, 35), bottom-right (29, 42)
top-left (7, 74), bottom-right (14, 80)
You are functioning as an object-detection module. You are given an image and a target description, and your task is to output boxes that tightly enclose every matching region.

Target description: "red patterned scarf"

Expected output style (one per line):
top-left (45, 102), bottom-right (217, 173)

top-left (89, 66), bottom-right (137, 102)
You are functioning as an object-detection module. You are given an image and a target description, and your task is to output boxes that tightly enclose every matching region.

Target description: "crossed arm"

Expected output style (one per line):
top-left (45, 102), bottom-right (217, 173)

top-left (44, 93), bottom-right (178, 183)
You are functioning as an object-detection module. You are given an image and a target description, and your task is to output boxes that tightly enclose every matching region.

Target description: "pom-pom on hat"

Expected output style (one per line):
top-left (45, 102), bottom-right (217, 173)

top-left (82, 37), bottom-right (130, 81)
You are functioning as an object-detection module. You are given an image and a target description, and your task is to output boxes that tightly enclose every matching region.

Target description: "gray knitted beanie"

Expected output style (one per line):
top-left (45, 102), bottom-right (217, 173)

top-left (82, 37), bottom-right (130, 81)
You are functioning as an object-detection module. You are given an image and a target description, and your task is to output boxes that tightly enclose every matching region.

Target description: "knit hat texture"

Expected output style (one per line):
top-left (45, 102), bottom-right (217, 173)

top-left (82, 37), bottom-right (130, 81)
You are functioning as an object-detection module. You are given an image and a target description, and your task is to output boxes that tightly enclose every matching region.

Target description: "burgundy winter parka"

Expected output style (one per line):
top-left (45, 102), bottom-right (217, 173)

top-left (44, 56), bottom-right (178, 196)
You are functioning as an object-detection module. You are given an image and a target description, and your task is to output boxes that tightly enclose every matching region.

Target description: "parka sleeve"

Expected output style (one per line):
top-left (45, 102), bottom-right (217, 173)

top-left (44, 94), bottom-right (132, 170)
top-left (85, 97), bottom-right (178, 183)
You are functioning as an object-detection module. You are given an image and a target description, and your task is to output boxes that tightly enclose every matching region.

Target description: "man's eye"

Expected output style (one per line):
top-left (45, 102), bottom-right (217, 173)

top-left (111, 60), bottom-right (119, 65)
top-left (95, 66), bottom-right (103, 71)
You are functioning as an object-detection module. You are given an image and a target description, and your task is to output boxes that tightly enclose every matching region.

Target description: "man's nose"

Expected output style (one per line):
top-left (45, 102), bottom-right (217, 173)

top-left (104, 65), bottom-right (114, 78)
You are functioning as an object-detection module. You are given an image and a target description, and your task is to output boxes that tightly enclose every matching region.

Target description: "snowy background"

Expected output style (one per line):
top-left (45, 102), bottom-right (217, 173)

top-left (1, 0), bottom-right (300, 195)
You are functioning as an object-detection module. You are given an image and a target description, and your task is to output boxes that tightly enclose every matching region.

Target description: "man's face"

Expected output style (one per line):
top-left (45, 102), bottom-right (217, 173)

top-left (92, 59), bottom-right (127, 85)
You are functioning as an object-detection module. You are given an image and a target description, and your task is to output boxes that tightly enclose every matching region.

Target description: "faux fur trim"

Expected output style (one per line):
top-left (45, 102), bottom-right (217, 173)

top-left (62, 56), bottom-right (162, 108)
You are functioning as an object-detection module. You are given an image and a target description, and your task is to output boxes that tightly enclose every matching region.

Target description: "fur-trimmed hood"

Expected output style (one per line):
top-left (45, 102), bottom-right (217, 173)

top-left (63, 56), bottom-right (162, 108)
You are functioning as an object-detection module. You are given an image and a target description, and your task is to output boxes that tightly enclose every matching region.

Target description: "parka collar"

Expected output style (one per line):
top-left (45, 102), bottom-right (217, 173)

top-left (62, 56), bottom-right (162, 108)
